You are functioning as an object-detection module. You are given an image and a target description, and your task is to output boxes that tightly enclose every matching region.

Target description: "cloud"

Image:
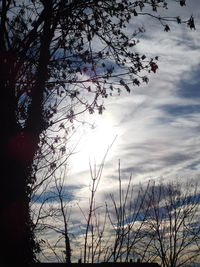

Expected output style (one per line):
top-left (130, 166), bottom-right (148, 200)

top-left (32, 185), bottom-right (81, 203)
top-left (104, 4), bottom-right (200, 182)
top-left (34, 2), bottom-right (200, 261)
top-left (66, 0), bottom-right (200, 188)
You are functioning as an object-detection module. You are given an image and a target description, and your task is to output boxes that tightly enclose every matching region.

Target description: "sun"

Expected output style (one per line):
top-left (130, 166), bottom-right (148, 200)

top-left (70, 112), bottom-right (117, 173)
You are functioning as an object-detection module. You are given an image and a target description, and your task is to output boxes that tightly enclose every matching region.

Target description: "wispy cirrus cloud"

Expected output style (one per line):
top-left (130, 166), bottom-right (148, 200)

top-left (42, 0), bottom-right (200, 252)
top-left (34, 1), bottom-right (200, 262)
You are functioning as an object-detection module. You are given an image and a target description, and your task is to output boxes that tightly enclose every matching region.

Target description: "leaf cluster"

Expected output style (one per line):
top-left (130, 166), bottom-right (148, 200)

top-left (1, 0), bottom-right (195, 129)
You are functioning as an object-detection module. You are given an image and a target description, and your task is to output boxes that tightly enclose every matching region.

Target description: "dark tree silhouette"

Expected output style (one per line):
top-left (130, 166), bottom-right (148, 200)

top-left (0, 0), bottom-right (195, 264)
top-left (138, 180), bottom-right (200, 266)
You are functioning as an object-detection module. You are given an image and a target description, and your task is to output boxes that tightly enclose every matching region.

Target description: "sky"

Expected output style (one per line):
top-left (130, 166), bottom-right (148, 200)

top-left (65, 0), bottom-right (200, 197)
top-left (34, 1), bottom-right (200, 262)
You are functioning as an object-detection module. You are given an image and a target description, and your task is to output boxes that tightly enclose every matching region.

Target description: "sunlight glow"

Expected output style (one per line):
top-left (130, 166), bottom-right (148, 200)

top-left (70, 112), bottom-right (118, 173)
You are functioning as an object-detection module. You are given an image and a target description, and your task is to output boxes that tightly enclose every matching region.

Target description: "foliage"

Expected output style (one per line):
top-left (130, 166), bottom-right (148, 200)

top-left (2, 0), bottom-right (195, 132)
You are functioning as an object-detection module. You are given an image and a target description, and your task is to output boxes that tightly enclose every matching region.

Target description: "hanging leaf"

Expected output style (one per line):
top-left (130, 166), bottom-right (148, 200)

top-left (180, 0), bottom-right (186, 6)
top-left (164, 25), bottom-right (170, 32)
top-left (133, 9), bottom-right (138, 16)
top-left (176, 16), bottom-right (181, 24)
top-left (87, 33), bottom-right (92, 41)
top-left (150, 62), bottom-right (158, 73)
top-left (187, 16), bottom-right (195, 30)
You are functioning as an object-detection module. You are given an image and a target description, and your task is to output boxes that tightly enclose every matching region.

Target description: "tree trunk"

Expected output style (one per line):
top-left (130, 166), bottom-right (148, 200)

top-left (0, 1), bottom-right (54, 264)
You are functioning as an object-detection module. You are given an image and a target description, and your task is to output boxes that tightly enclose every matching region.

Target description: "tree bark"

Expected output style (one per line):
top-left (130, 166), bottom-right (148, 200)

top-left (0, 1), bottom-right (54, 264)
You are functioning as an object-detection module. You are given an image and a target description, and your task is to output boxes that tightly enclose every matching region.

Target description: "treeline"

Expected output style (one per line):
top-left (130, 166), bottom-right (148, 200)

top-left (31, 161), bottom-right (200, 267)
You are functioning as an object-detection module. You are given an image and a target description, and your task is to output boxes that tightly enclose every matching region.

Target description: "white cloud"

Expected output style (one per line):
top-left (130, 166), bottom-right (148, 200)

top-left (63, 0), bottom-right (200, 216)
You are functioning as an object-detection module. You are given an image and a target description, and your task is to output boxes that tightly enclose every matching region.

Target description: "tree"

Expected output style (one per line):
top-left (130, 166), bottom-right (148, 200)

top-left (32, 159), bottom-right (150, 264)
top-left (31, 159), bottom-right (200, 265)
top-left (0, 0), bottom-right (195, 264)
top-left (32, 142), bottom-right (112, 263)
top-left (104, 161), bottom-right (151, 263)
top-left (138, 180), bottom-right (200, 267)
top-left (31, 164), bottom-right (73, 263)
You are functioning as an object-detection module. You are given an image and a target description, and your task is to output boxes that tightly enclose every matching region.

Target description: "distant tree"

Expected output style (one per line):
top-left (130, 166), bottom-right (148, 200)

top-left (0, 0), bottom-right (195, 264)
top-left (32, 160), bottom-right (200, 265)
top-left (32, 143), bottom-right (111, 263)
top-left (31, 164), bottom-right (73, 263)
top-left (33, 157), bottom-right (151, 263)
top-left (104, 161), bottom-right (151, 263)
top-left (138, 180), bottom-right (200, 267)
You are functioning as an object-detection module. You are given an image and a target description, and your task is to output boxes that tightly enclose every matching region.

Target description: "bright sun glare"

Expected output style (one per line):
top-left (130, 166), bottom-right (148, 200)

top-left (70, 112), bottom-right (118, 173)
